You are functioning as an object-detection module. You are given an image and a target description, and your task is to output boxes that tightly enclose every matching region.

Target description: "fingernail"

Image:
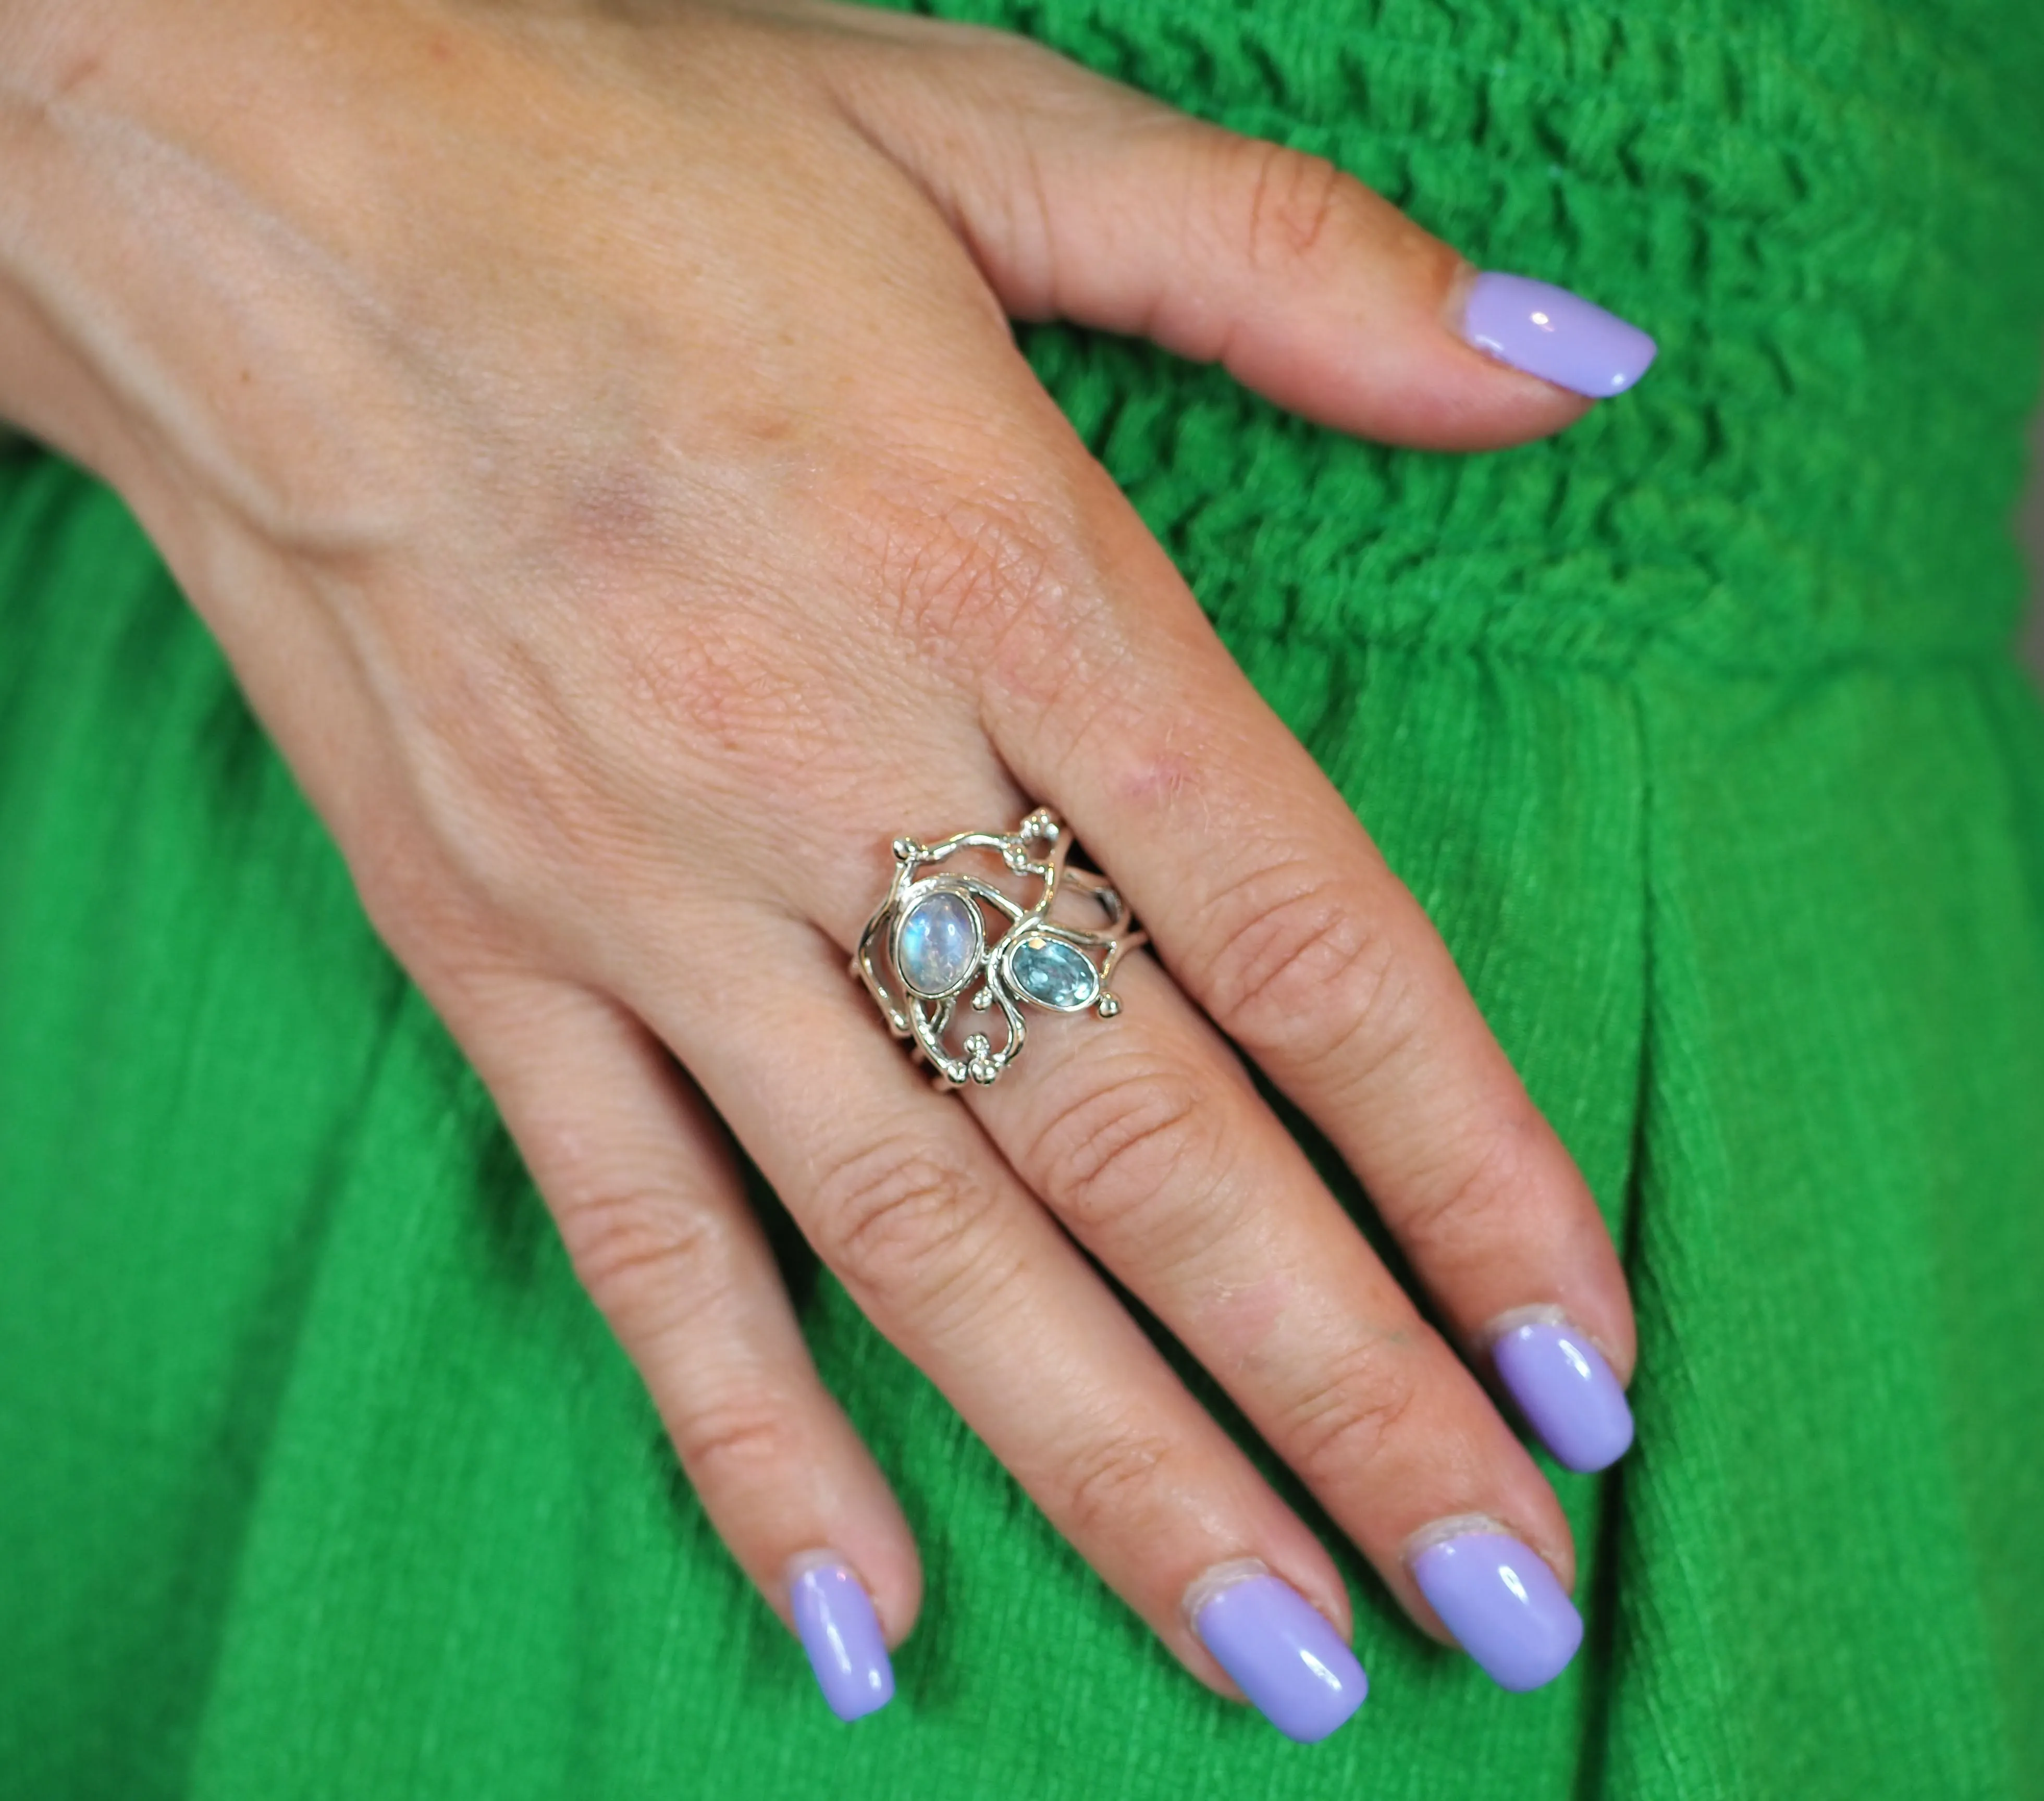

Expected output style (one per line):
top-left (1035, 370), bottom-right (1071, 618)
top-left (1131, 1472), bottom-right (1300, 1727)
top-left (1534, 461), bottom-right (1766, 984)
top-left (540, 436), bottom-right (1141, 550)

top-left (1410, 1531), bottom-right (1583, 1692)
top-left (788, 1557), bottom-right (894, 1721)
top-left (1189, 1566), bottom-right (1367, 1743)
top-left (1492, 1319), bottom-right (1635, 1472)
top-left (1459, 271), bottom-right (1658, 398)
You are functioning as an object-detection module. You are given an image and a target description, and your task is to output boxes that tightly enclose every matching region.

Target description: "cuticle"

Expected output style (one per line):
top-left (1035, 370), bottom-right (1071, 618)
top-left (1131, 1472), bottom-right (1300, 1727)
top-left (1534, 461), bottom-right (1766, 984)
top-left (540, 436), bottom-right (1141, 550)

top-left (1402, 1514), bottom-right (1578, 1601)
top-left (1179, 1557), bottom-right (1270, 1637)
top-left (783, 1547), bottom-right (855, 1592)
top-left (1442, 256), bottom-right (1482, 336)
top-left (1473, 1302), bottom-right (1569, 1356)
top-left (1475, 1303), bottom-right (1630, 1378)
top-left (1400, 1512), bottom-right (1510, 1571)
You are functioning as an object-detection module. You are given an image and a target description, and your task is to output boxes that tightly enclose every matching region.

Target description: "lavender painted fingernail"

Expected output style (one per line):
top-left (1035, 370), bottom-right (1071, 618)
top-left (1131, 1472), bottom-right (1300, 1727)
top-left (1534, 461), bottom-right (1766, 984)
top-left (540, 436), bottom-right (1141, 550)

top-left (1411, 1532), bottom-right (1583, 1692)
top-left (1191, 1570), bottom-right (1367, 1742)
top-left (1459, 272), bottom-right (1658, 398)
top-left (1493, 1320), bottom-right (1635, 1472)
top-left (789, 1558), bottom-right (894, 1721)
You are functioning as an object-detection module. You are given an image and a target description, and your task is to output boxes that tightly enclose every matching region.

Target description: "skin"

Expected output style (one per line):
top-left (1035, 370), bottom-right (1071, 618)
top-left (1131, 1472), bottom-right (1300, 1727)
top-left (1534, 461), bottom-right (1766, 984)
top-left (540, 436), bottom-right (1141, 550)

top-left (0, 0), bottom-right (1636, 1710)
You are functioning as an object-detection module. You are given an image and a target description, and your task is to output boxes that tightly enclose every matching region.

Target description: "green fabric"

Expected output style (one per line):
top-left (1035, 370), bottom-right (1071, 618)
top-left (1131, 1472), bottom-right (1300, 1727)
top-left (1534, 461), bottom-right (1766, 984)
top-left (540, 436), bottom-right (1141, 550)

top-left (4, 0), bottom-right (2043, 1792)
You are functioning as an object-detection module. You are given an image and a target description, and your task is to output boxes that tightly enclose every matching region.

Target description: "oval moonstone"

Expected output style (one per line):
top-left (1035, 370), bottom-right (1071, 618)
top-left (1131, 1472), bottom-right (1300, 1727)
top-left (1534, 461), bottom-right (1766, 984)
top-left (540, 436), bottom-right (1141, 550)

top-left (896, 891), bottom-right (981, 996)
top-left (1006, 933), bottom-right (1100, 1011)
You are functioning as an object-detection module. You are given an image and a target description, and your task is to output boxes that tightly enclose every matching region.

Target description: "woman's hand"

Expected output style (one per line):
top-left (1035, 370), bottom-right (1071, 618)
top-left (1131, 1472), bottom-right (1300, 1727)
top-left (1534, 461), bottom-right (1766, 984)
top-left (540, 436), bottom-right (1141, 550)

top-left (0, 0), bottom-right (1650, 1735)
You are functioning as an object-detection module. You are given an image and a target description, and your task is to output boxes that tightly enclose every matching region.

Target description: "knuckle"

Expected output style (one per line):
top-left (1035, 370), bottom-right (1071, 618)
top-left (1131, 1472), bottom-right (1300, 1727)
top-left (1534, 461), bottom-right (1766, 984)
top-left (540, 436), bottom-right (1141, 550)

top-left (1030, 1057), bottom-right (1224, 1244)
top-left (1222, 138), bottom-right (1352, 273)
top-left (853, 474), bottom-right (1091, 684)
top-left (1193, 866), bottom-right (1405, 1069)
top-left (1395, 1113), bottom-right (1546, 1262)
top-left (809, 1133), bottom-right (998, 1306)
top-left (555, 1185), bottom-right (733, 1331)
top-left (669, 1394), bottom-right (802, 1490)
top-left (1282, 1344), bottom-right (1423, 1486)
top-left (1051, 1425), bottom-right (1179, 1542)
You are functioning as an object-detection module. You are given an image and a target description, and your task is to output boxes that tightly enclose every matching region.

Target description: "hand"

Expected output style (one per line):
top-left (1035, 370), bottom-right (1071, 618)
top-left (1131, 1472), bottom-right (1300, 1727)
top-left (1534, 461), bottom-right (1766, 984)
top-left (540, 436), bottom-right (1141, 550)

top-left (0, 0), bottom-right (1649, 1735)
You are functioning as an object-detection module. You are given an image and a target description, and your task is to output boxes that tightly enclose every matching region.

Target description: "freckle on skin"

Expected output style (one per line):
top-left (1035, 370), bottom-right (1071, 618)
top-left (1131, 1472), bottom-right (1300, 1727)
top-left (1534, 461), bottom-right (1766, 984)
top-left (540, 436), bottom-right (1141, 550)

top-left (55, 53), bottom-right (102, 100)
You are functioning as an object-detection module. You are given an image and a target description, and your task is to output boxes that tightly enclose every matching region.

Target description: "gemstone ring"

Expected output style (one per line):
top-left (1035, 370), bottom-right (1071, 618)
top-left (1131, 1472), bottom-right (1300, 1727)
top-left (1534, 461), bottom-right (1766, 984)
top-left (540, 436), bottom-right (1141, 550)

top-left (852, 808), bottom-right (1143, 1089)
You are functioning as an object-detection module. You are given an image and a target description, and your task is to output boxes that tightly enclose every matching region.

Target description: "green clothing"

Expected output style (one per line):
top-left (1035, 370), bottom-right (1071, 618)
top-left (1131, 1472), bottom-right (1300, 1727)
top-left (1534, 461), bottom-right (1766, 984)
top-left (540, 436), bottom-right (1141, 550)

top-left (4, 0), bottom-right (2043, 1794)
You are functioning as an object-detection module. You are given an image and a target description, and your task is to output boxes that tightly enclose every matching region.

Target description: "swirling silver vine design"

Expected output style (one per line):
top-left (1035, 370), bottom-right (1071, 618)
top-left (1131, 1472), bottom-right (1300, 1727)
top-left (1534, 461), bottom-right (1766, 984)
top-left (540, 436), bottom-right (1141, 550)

top-left (852, 808), bottom-right (1143, 1088)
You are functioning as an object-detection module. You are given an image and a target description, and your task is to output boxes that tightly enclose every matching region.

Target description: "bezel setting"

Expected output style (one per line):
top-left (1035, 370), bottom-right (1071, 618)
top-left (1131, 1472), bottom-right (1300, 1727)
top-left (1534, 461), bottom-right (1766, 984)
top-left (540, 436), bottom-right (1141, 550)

top-left (890, 880), bottom-right (987, 1000)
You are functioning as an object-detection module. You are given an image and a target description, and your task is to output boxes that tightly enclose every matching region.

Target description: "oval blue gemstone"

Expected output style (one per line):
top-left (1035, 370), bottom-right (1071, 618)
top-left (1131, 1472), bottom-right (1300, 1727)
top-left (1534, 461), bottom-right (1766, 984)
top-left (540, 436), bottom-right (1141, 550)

top-left (1007, 934), bottom-right (1099, 1011)
top-left (897, 891), bottom-right (980, 996)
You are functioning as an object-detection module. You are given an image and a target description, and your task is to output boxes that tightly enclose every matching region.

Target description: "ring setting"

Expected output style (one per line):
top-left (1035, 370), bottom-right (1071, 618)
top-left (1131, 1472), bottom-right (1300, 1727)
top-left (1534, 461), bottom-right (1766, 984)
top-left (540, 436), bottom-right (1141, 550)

top-left (853, 808), bottom-right (1143, 1088)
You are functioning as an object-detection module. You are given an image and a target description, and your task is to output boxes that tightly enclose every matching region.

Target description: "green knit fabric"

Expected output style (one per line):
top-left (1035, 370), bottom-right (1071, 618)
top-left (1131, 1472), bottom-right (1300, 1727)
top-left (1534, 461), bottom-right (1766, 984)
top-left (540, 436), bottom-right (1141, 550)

top-left (4, 0), bottom-right (2043, 1793)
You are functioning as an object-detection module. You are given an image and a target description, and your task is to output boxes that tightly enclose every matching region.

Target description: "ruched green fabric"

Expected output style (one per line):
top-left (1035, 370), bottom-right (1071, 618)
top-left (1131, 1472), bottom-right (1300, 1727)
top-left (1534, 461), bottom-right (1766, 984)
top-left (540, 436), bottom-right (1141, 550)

top-left (4, 0), bottom-right (2043, 1793)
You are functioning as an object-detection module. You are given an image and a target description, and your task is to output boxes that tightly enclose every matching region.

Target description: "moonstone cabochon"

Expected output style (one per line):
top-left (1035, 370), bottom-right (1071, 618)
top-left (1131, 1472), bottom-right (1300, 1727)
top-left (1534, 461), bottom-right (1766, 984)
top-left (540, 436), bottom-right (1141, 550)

top-left (895, 889), bottom-right (982, 997)
top-left (1005, 933), bottom-right (1100, 1011)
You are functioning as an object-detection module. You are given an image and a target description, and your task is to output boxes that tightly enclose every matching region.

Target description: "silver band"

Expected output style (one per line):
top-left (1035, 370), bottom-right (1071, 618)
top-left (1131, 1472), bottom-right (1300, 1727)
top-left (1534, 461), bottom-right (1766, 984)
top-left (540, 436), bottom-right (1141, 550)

top-left (852, 808), bottom-right (1143, 1089)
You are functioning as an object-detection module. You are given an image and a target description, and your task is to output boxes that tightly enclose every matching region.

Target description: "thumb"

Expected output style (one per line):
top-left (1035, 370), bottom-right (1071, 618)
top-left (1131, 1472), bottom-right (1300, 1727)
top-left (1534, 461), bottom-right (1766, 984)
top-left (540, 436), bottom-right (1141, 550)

top-left (833, 34), bottom-right (1656, 452)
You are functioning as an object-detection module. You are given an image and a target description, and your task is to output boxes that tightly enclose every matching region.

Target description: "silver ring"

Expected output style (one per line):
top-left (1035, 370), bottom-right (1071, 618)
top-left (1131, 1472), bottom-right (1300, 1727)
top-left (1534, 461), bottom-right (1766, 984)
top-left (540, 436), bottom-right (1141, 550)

top-left (852, 808), bottom-right (1144, 1089)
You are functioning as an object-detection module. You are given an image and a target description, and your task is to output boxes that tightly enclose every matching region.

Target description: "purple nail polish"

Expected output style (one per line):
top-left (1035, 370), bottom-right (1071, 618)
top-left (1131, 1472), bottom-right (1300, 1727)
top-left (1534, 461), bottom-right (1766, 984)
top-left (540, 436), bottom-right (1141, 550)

top-left (790, 1560), bottom-right (894, 1721)
top-left (1192, 1573), bottom-right (1367, 1742)
top-left (1411, 1532), bottom-right (1583, 1692)
top-left (1493, 1321), bottom-right (1635, 1472)
top-left (1460, 272), bottom-right (1658, 398)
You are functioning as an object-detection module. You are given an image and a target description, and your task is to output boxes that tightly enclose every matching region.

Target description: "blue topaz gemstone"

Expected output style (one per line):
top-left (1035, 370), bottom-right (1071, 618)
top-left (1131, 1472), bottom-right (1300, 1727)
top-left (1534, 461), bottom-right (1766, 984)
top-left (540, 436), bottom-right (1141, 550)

top-left (1006, 933), bottom-right (1100, 1011)
top-left (896, 890), bottom-right (981, 996)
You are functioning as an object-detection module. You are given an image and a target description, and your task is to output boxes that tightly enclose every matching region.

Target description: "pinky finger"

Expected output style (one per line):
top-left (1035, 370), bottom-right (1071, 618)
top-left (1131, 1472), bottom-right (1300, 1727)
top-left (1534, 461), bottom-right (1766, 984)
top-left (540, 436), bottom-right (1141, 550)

top-left (440, 967), bottom-right (919, 1721)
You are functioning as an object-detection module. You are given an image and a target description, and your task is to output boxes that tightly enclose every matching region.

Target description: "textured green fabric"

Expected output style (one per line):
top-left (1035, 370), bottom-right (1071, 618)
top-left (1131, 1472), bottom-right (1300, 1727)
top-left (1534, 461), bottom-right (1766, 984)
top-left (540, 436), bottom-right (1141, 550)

top-left (4, 0), bottom-right (2044, 1792)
